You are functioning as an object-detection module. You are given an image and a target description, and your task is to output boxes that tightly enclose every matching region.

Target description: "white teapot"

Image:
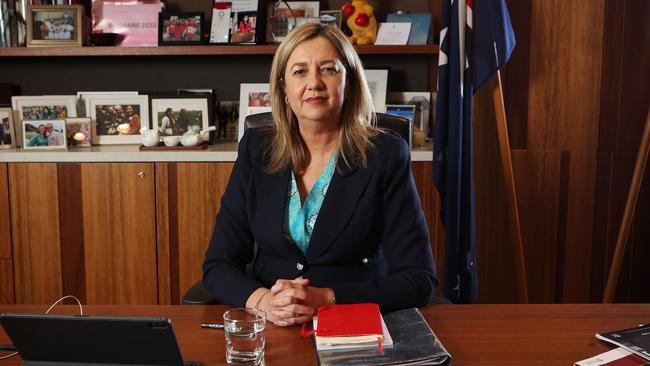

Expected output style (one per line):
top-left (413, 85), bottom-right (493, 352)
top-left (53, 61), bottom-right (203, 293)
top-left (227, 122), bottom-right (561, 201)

top-left (140, 127), bottom-right (160, 147)
top-left (180, 126), bottom-right (216, 147)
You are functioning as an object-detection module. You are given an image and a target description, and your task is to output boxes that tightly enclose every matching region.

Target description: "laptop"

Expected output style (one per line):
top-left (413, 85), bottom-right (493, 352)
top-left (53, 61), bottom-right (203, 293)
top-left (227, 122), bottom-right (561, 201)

top-left (0, 312), bottom-right (202, 366)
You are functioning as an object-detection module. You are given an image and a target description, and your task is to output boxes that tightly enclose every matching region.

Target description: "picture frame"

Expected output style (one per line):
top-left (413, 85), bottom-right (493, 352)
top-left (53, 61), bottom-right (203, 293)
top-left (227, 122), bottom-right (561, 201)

top-left (159, 12), bottom-right (204, 45)
top-left (77, 91), bottom-right (139, 117)
top-left (266, 1), bottom-right (320, 43)
top-left (385, 104), bottom-right (416, 122)
top-left (150, 96), bottom-right (210, 137)
top-left (364, 69), bottom-right (389, 113)
top-left (11, 95), bottom-right (78, 147)
top-left (320, 10), bottom-right (342, 29)
top-left (87, 95), bottom-right (149, 145)
top-left (26, 5), bottom-right (84, 47)
top-left (388, 91), bottom-right (433, 137)
top-left (216, 100), bottom-right (239, 140)
top-left (65, 117), bottom-right (92, 147)
top-left (238, 83), bottom-right (271, 141)
top-left (22, 119), bottom-right (68, 150)
top-left (0, 107), bottom-right (16, 148)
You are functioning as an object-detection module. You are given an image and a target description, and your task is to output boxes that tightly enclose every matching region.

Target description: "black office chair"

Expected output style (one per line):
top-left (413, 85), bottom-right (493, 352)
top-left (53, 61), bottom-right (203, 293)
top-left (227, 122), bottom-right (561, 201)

top-left (182, 112), bottom-right (448, 305)
top-left (243, 112), bottom-right (412, 148)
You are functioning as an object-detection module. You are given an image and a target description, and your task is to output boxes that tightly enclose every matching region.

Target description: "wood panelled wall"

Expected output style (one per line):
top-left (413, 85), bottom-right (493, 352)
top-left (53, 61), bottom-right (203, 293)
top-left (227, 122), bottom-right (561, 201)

top-left (474, 0), bottom-right (649, 303)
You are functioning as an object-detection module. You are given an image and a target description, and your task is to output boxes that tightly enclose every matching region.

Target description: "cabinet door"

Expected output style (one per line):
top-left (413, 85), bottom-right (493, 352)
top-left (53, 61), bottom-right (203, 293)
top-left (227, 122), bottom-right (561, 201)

top-left (0, 163), bottom-right (14, 304)
top-left (81, 163), bottom-right (157, 304)
top-left (156, 162), bottom-right (233, 304)
top-left (9, 163), bottom-right (63, 304)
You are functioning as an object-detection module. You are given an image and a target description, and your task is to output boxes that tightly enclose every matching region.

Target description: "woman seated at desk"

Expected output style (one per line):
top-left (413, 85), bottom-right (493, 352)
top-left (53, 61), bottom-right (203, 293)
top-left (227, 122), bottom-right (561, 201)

top-left (203, 23), bottom-right (437, 327)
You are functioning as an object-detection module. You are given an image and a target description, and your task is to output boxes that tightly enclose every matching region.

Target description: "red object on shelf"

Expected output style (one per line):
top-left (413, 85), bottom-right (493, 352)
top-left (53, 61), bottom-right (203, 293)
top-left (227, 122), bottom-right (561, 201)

top-left (355, 13), bottom-right (369, 27)
top-left (342, 3), bottom-right (355, 17)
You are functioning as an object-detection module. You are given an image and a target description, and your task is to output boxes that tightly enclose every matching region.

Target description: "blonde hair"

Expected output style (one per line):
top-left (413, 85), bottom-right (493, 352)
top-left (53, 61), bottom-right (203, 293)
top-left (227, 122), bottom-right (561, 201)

top-left (265, 23), bottom-right (377, 174)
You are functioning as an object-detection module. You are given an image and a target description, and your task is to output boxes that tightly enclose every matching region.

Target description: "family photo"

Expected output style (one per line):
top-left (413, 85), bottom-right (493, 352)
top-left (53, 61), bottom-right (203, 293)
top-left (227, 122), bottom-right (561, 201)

top-left (22, 120), bottom-right (67, 149)
top-left (21, 105), bottom-right (69, 120)
top-left (66, 118), bottom-right (92, 147)
top-left (94, 104), bottom-right (141, 135)
top-left (157, 107), bottom-right (203, 135)
top-left (0, 109), bottom-right (14, 147)
top-left (162, 15), bottom-right (201, 42)
top-left (32, 9), bottom-right (76, 41)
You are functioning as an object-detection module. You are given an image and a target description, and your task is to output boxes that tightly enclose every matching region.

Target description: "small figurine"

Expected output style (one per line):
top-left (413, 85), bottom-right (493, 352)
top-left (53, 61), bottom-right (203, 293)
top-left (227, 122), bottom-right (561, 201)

top-left (342, 0), bottom-right (377, 45)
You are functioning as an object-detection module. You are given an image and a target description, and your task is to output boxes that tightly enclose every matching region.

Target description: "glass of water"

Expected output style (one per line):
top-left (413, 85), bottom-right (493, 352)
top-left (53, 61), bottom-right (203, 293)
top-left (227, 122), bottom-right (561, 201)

top-left (223, 308), bottom-right (266, 365)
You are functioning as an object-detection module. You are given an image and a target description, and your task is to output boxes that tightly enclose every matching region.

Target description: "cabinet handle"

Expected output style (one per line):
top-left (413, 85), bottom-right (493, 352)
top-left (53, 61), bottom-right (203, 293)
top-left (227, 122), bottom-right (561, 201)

top-left (137, 171), bottom-right (145, 179)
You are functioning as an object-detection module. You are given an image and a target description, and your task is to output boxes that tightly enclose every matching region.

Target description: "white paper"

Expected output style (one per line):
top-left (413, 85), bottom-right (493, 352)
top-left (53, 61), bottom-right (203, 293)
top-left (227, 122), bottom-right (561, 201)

top-left (313, 316), bottom-right (394, 351)
top-left (375, 22), bottom-right (411, 45)
top-left (574, 347), bottom-right (638, 365)
top-left (210, 2), bottom-right (231, 43)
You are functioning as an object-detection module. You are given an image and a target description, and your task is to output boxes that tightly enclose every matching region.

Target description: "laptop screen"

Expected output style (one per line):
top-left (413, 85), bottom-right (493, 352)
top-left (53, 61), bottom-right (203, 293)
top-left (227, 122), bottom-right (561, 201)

top-left (0, 312), bottom-right (186, 366)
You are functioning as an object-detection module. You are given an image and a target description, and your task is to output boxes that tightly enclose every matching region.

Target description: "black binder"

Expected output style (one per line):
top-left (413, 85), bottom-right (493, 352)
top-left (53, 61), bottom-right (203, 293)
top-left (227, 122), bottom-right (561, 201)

top-left (0, 312), bottom-right (201, 366)
top-left (316, 307), bottom-right (452, 366)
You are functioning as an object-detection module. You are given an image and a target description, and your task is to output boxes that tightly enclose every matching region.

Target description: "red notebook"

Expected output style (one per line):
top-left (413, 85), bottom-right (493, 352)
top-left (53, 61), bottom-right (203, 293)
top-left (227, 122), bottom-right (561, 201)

top-left (301, 303), bottom-right (388, 352)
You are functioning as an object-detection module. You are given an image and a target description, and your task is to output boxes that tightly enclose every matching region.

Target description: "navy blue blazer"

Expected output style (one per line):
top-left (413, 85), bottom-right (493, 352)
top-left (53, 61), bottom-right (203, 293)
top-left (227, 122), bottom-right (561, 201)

top-left (202, 127), bottom-right (437, 312)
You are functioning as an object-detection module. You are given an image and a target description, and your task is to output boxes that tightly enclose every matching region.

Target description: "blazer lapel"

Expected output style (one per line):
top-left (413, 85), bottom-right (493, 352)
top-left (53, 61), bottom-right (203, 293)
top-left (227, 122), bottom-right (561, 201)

top-left (306, 163), bottom-right (374, 260)
top-left (254, 167), bottom-right (292, 250)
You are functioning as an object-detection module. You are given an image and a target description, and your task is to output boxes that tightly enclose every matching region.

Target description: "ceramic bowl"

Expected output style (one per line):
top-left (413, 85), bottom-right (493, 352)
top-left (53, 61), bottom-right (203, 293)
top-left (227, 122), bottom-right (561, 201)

top-left (163, 135), bottom-right (181, 147)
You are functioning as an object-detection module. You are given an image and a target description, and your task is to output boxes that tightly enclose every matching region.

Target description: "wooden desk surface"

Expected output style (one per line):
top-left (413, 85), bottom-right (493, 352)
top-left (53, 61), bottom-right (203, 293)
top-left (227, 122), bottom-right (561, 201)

top-left (0, 304), bottom-right (647, 365)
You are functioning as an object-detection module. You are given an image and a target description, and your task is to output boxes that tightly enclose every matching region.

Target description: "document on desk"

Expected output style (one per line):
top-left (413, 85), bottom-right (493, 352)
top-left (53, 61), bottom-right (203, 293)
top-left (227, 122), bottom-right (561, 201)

top-left (316, 307), bottom-right (451, 366)
top-left (596, 324), bottom-right (650, 361)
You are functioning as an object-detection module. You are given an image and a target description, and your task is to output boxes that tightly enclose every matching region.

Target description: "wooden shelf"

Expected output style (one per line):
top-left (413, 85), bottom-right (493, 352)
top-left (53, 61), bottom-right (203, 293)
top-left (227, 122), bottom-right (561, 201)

top-left (0, 44), bottom-right (438, 57)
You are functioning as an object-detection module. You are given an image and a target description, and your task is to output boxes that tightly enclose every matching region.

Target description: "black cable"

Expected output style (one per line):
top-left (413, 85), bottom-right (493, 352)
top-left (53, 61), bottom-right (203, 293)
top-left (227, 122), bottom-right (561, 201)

top-left (0, 345), bottom-right (16, 351)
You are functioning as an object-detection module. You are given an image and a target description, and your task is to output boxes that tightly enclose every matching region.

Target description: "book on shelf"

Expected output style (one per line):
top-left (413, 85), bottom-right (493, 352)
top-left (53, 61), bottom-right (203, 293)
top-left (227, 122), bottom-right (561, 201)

top-left (305, 305), bottom-right (451, 366)
top-left (596, 324), bottom-right (650, 361)
top-left (574, 347), bottom-right (649, 366)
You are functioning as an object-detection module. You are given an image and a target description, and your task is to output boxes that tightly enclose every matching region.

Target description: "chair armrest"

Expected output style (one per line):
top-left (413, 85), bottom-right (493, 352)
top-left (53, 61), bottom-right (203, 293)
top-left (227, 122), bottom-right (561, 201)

top-left (182, 281), bottom-right (219, 305)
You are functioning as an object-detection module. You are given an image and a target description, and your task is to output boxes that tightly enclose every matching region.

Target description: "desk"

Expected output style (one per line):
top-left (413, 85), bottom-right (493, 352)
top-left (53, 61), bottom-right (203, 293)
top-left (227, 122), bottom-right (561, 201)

top-left (0, 304), bottom-right (647, 365)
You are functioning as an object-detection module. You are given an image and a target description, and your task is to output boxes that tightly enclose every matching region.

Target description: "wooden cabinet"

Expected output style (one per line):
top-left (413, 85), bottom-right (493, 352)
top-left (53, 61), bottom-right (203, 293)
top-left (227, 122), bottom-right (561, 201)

top-left (8, 163), bottom-right (63, 304)
top-left (0, 163), bottom-right (14, 304)
top-left (155, 163), bottom-right (234, 304)
top-left (6, 163), bottom-right (158, 305)
top-left (1, 160), bottom-right (439, 305)
top-left (80, 163), bottom-right (157, 304)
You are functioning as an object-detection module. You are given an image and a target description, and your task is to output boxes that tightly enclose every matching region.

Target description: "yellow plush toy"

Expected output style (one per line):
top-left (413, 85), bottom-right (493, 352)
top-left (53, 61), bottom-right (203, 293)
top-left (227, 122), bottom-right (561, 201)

top-left (342, 0), bottom-right (377, 45)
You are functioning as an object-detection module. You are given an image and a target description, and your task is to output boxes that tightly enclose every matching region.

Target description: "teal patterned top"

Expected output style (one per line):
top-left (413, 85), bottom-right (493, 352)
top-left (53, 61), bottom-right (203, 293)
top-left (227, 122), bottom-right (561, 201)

top-left (284, 151), bottom-right (338, 254)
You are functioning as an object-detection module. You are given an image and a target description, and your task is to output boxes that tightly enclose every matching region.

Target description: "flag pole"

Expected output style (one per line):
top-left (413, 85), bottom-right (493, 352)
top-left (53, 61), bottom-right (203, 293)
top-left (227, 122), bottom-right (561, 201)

top-left (491, 69), bottom-right (529, 303)
top-left (603, 108), bottom-right (650, 303)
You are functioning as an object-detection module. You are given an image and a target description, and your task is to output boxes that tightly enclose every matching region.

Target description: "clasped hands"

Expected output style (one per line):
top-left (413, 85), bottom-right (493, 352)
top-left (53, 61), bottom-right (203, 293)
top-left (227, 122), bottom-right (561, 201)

top-left (247, 278), bottom-right (334, 327)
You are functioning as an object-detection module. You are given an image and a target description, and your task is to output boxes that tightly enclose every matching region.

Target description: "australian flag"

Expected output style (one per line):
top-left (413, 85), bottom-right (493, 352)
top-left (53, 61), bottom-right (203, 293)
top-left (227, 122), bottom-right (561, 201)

top-left (434, 0), bottom-right (516, 303)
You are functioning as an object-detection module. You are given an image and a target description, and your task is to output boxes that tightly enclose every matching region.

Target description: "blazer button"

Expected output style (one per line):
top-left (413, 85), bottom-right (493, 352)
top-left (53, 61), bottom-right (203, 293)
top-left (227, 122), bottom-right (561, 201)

top-left (362, 258), bottom-right (369, 264)
top-left (296, 263), bottom-right (304, 271)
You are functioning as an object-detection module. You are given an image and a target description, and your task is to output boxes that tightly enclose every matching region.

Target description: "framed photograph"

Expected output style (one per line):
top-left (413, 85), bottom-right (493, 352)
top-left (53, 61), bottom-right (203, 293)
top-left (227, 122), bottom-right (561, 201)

top-left (77, 91), bottom-right (139, 117)
top-left (385, 104), bottom-right (416, 122)
top-left (11, 95), bottom-right (77, 147)
top-left (320, 10), bottom-right (342, 29)
top-left (216, 100), bottom-right (239, 140)
top-left (150, 97), bottom-right (210, 137)
top-left (26, 5), bottom-right (83, 47)
top-left (22, 119), bottom-right (68, 150)
top-left (159, 12), bottom-right (204, 45)
top-left (231, 10), bottom-right (257, 43)
top-left (87, 95), bottom-right (149, 145)
top-left (65, 117), bottom-right (92, 147)
top-left (266, 1), bottom-right (320, 43)
top-left (0, 107), bottom-right (16, 148)
top-left (238, 83), bottom-right (271, 141)
top-left (388, 91), bottom-right (433, 137)
top-left (364, 69), bottom-right (388, 113)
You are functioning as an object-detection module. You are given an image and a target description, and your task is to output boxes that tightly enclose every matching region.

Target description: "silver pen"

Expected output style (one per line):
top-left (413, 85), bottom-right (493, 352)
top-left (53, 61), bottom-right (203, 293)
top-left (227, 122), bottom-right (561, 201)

top-left (201, 322), bottom-right (225, 329)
